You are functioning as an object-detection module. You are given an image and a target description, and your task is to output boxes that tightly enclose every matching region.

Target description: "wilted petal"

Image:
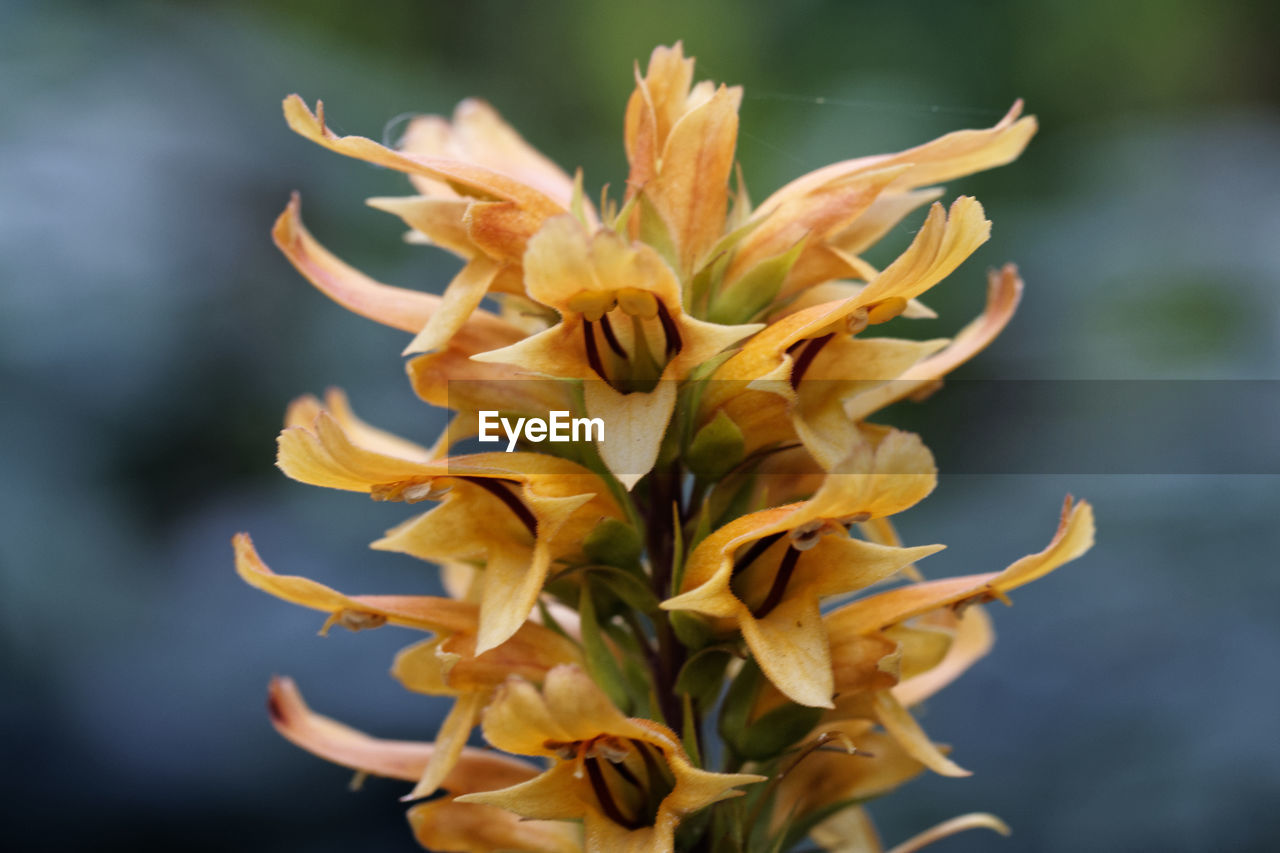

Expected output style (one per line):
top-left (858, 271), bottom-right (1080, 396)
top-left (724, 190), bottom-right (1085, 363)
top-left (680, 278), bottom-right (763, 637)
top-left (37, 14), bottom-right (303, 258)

top-left (883, 813), bottom-right (1010, 853)
top-left (825, 497), bottom-right (1095, 637)
top-left (759, 101), bottom-right (1035, 212)
top-left (273, 194), bottom-right (522, 351)
top-left (283, 95), bottom-right (564, 217)
top-left (266, 676), bottom-right (536, 792)
top-left (845, 264), bottom-right (1023, 422)
top-left (872, 690), bottom-right (969, 777)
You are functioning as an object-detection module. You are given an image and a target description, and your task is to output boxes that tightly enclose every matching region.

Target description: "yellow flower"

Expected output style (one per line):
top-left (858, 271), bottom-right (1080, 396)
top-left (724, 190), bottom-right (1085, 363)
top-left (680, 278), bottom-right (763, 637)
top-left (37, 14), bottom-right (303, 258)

top-left (696, 197), bottom-right (996, 471)
top-left (274, 392), bottom-right (624, 652)
top-left (234, 534), bottom-right (581, 800)
top-left (472, 215), bottom-right (761, 487)
top-left (457, 665), bottom-right (764, 853)
top-left (266, 676), bottom-right (582, 853)
top-left (716, 99), bottom-right (1035, 314)
top-left (818, 497), bottom-right (1096, 776)
top-left (282, 94), bottom-right (582, 355)
top-left (663, 429), bottom-right (943, 708)
top-left (623, 42), bottom-right (742, 279)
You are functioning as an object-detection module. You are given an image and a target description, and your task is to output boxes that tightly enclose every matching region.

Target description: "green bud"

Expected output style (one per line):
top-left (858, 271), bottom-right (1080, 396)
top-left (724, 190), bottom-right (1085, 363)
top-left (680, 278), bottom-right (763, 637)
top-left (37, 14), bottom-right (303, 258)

top-left (686, 410), bottom-right (746, 481)
top-left (670, 610), bottom-right (714, 650)
top-left (582, 518), bottom-right (643, 568)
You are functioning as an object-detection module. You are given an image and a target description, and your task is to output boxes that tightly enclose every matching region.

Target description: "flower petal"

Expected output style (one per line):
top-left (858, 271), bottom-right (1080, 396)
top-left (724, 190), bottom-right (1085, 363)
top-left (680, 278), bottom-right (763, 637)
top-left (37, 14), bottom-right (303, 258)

top-left (403, 257), bottom-right (502, 355)
top-left (825, 497), bottom-right (1095, 636)
top-left (844, 264), bottom-right (1022, 422)
top-left (283, 95), bottom-right (564, 217)
top-left (586, 378), bottom-right (677, 490)
top-left (872, 691), bottom-right (969, 777)
top-left (407, 798), bottom-right (582, 853)
top-left (273, 194), bottom-right (521, 351)
top-left (266, 676), bottom-right (536, 792)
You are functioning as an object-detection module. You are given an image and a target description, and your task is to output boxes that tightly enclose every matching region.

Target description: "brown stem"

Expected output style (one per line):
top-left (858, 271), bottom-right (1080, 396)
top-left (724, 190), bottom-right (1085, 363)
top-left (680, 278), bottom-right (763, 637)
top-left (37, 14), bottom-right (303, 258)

top-left (646, 464), bottom-right (685, 734)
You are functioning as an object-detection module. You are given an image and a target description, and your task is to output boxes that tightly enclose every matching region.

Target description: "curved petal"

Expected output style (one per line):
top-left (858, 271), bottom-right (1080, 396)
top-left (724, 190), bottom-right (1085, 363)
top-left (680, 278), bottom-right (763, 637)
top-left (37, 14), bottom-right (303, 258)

top-left (266, 676), bottom-right (536, 792)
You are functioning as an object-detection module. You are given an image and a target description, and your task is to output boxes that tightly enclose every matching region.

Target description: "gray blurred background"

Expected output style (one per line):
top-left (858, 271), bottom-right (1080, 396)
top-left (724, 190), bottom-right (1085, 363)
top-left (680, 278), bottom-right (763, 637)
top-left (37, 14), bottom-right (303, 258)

top-left (2, 1), bottom-right (1277, 850)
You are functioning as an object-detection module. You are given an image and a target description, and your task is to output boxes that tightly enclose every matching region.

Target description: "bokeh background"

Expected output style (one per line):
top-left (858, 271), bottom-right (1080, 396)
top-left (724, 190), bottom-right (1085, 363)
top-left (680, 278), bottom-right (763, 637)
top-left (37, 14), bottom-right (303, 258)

top-left (3, 1), bottom-right (1278, 850)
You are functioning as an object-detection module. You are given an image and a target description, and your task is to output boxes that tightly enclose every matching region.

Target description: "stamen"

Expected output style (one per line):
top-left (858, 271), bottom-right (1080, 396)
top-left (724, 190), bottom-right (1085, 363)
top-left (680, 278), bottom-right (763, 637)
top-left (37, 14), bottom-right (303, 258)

top-left (789, 333), bottom-right (834, 390)
top-left (598, 313), bottom-right (628, 358)
top-left (401, 481), bottom-right (452, 503)
top-left (655, 300), bottom-right (682, 358)
top-left (582, 319), bottom-right (608, 381)
top-left (585, 757), bottom-right (641, 829)
top-left (789, 520), bottom-right (826, 551)
top-left (733, 531), bottom-right (786, 574)
top-left (630, 739), bottom-right (667, 788)
top-left (460, 477), bottom-right (537, 537)
top-left (752, 545), bottom-right (802, 618)
top-left (609, 756), bottom-right (644, 790)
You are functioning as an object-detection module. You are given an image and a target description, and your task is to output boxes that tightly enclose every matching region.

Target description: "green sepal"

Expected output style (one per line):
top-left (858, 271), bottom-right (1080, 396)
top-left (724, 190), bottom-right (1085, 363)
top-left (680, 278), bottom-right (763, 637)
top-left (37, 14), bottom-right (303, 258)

top-left (670, 610), bottom-right (714, 650)
top-left (686, 410), bottom-right (746, 481)
top-left (675, 646), bottom-right (733, 710)
top-left (720, 659), bottom-right (823, 761)
top-left (569, 168), bottom-right (588, 225)
top-left (582, 518), bottom-right (643, 569)
top-left (777, 795), bottom-right (868, 853)
top-left (637, 193), bottom-right (679, 271)
top-left (707, 236), bottom-right (807, 325)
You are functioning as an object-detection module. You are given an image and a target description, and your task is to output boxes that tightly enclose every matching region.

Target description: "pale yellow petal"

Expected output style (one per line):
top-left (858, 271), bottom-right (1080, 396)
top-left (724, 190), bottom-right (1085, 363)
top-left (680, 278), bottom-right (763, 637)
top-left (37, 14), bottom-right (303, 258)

top-left (586, 378), bottom-right (677, 490)
top-left (893, 606), bottom-right (994, 707)
top-left (365, 195), bottom-right (476, 257)
top-left (456, 762), bottom-right (585, 822)
top-left (809, 806), bottom-right (883, 853)
top-left (758, 101), bottom-right (1035, 212)
top-left (872, 691), bottom-right (969, 777)
top-left (407, 799), bottom-right (582, 853)
top-left (406, 690), bottom-right (489, 800)
top-left (845, 264), bottom-right (1023, 422)
top-left (233, 533), bottom-right (477, 635)
top-left (649, 84), bottom-right (742, 274)
top-left (272, 194), bottom-right (521, 351)
top-left (856, 197), bottom-right (990, 311)
top-left (282, 95), bottom-right (564, 217)
top-left (884, 813), bottom-right (1010, 853)
top-left (403, 257), bottom-right (501, 355)
top-left (741, 595), bottom-right (835, 708)
top-left (832, 188), bottom-right (945, 256)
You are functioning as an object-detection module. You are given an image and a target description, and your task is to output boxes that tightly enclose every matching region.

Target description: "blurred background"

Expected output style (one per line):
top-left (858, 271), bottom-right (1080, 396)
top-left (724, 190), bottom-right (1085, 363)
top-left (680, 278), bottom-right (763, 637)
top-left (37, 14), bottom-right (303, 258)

top-left (2, 0), bottom-right (1278, 850)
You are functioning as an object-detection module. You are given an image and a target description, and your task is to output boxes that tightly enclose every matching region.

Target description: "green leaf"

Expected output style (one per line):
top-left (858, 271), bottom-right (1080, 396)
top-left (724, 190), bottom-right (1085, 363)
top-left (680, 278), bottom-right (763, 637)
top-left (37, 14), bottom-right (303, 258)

top-left (686, 410), bottom-right (746, 481)
top-left (577, 576), bottom-right (632, 713)
top-left (720, 659), bottom-right (822, 761)
top-left (719, 658), bottom-right (763, 752)
top-left (681, 693), bottom-right (702, 766)
top-left (738, 702), bottom-right (824, 762)
top-left (587, 565), bottom-right (660, 615)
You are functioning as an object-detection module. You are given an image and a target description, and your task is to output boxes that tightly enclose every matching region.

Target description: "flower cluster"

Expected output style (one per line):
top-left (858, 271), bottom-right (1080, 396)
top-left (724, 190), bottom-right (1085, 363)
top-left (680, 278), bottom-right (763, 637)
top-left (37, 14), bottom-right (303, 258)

top-left (239, 43), bottom-right (1095, 853)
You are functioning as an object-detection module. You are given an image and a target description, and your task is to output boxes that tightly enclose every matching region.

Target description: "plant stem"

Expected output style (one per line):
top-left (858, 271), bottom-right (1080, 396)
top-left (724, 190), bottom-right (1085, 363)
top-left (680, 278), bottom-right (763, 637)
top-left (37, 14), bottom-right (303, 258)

top-left (646, 461), bottom-right (686, 734)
